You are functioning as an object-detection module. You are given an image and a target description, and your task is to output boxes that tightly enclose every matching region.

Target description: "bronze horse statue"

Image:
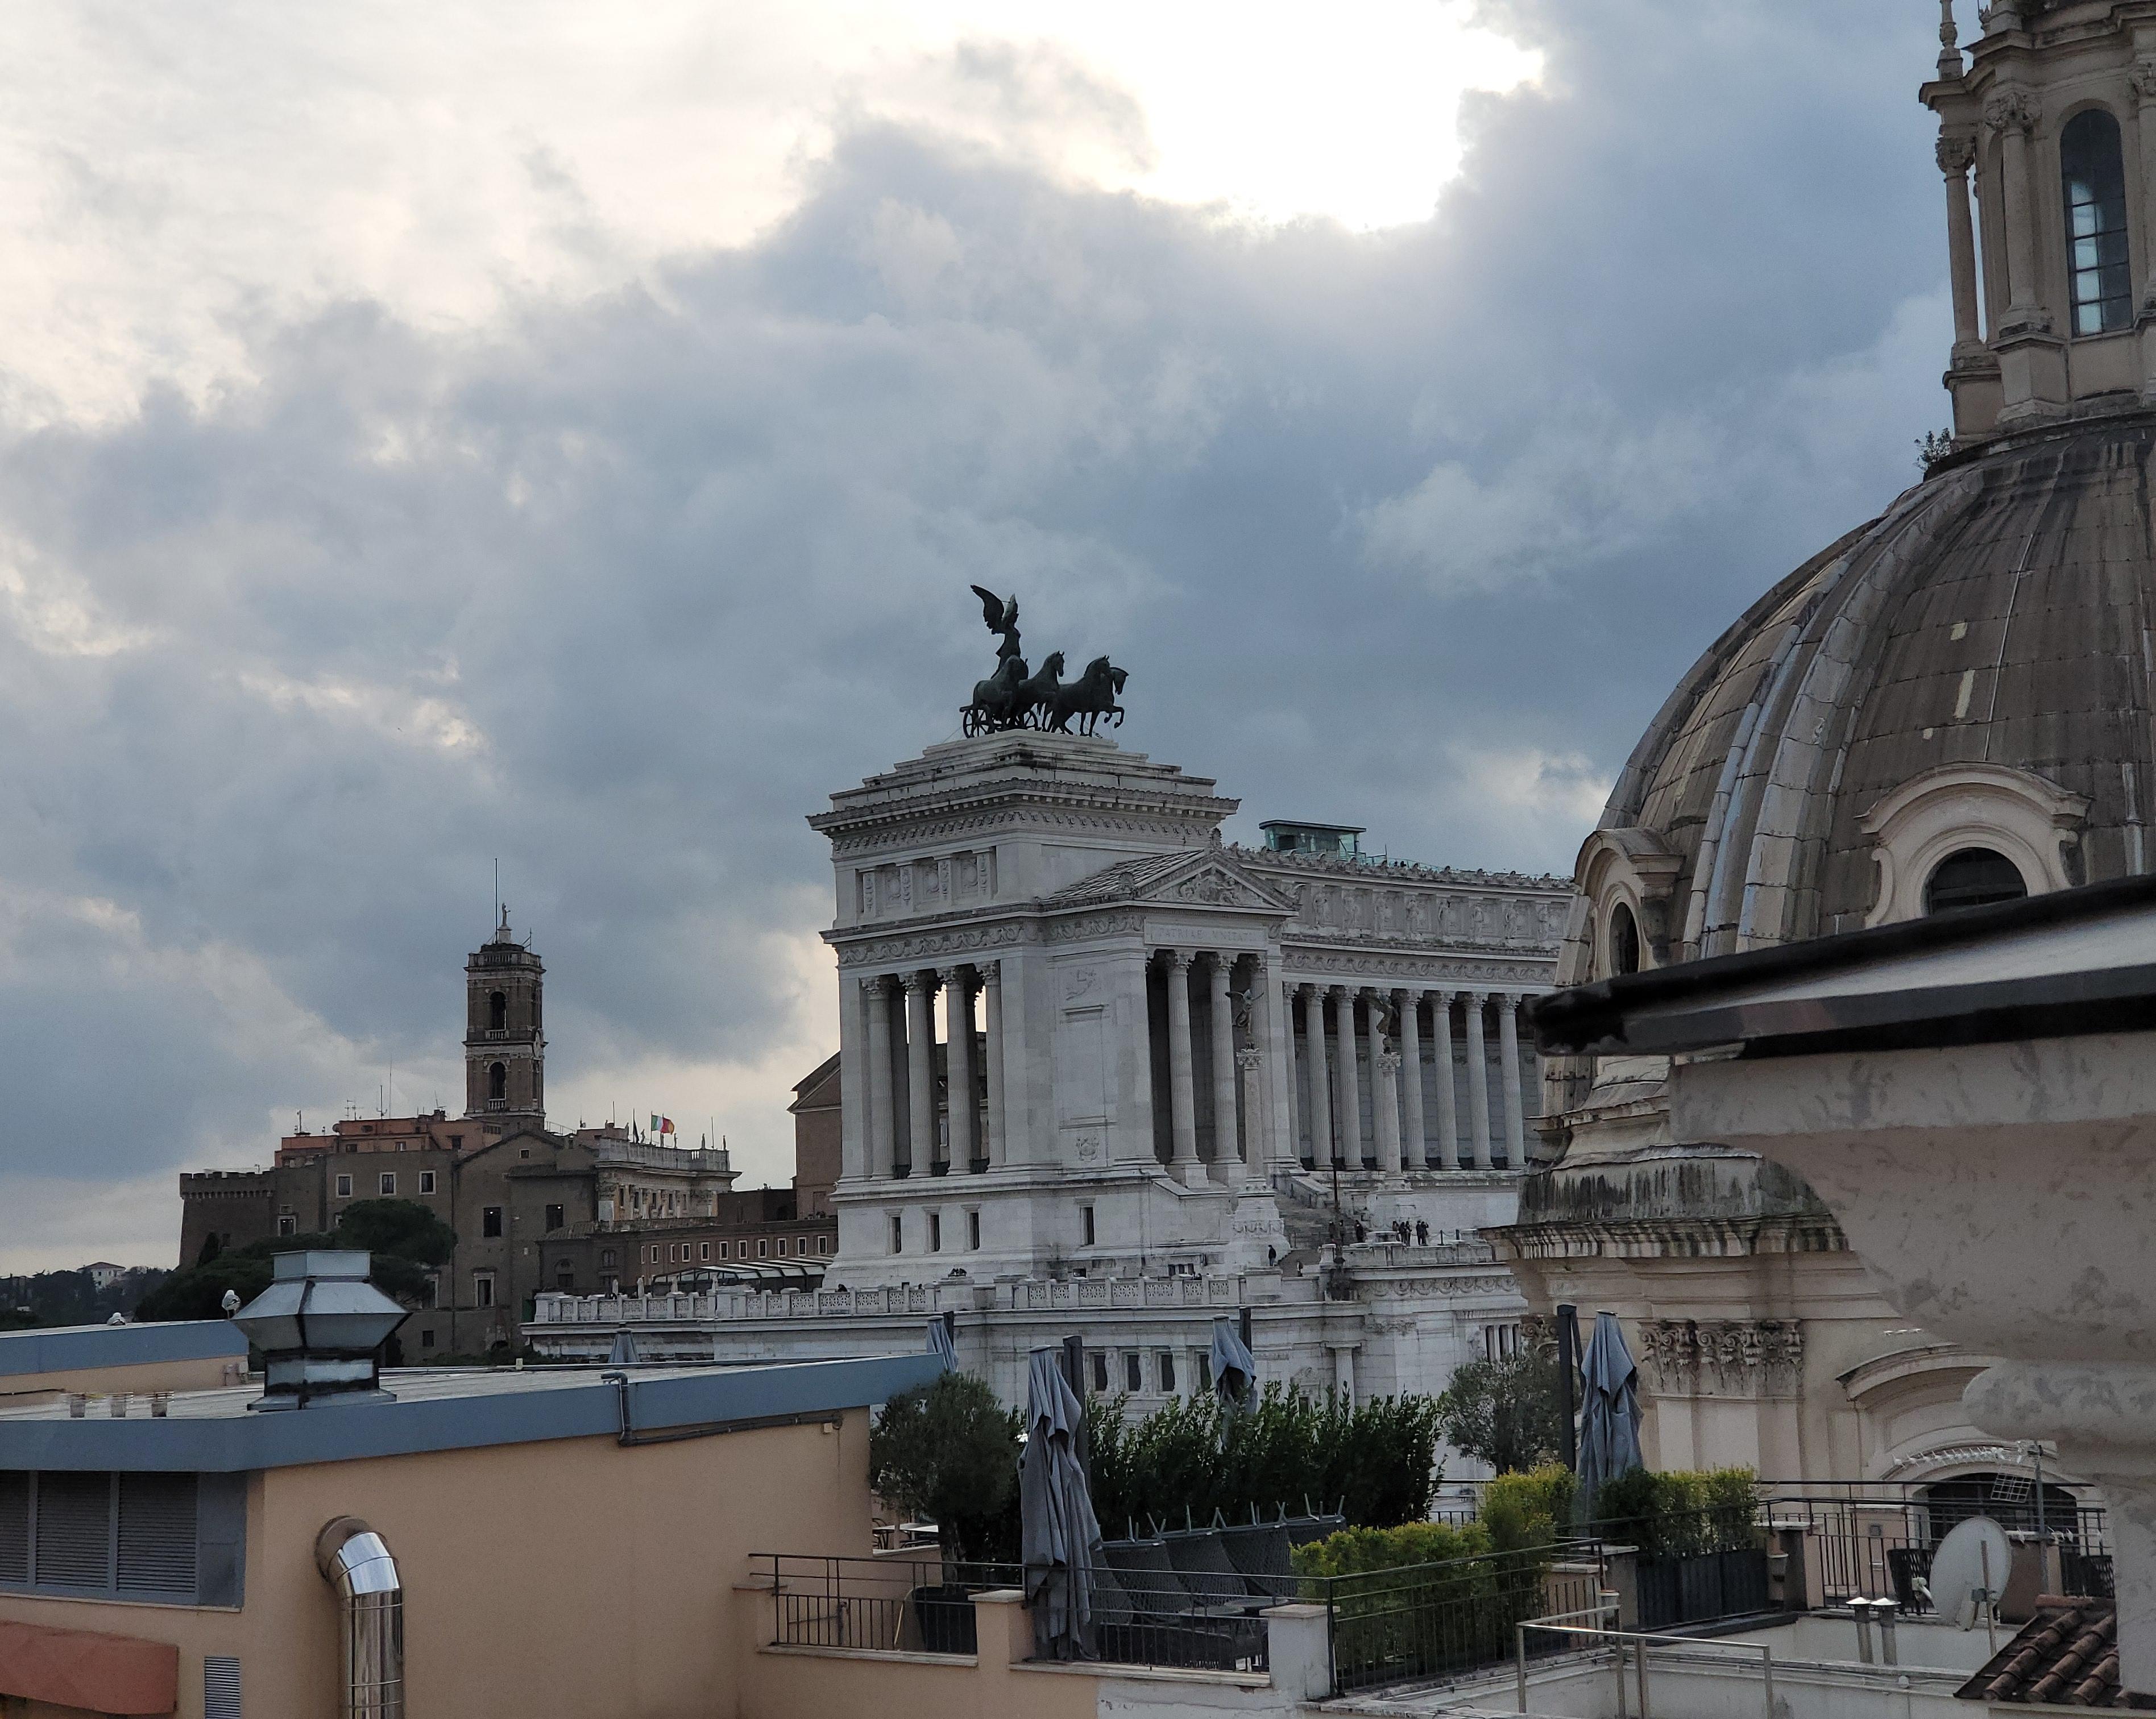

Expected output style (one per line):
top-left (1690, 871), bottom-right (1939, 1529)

top-left (1043, 655), bottom-right (1126, 735)
top-left (963, 655), bottom-right (1031, 734)
top-left (1014, 651), bottom-right (1065, 726)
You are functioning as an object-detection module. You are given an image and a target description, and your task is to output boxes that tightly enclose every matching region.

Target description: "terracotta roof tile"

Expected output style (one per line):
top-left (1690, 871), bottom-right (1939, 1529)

top-left (1958, 1600), bottom-right (2136, 1708)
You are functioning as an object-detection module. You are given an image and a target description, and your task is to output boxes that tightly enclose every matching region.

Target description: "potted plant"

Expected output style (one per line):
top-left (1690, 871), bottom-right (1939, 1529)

top-left (869, 1373), bottom-right (1021, 1652)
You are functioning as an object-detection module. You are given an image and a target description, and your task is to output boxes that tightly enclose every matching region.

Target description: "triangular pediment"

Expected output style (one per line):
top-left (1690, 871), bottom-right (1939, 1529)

top-left (1048, 848), bottom-right (1291, 914)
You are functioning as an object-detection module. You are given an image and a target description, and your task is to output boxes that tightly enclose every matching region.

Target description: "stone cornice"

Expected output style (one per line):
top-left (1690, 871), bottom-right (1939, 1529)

top-left (1487, 1213), bottom-right (1850, 1263)
top-left (1279, 946), bottom-right (1555, 985)
top-left (1233, 844), bottom-right (1570, 894)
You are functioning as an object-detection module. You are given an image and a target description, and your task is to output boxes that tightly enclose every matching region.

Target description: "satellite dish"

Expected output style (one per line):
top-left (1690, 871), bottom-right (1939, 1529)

top-left (1929, 1516), bottom-right (2013, 1630)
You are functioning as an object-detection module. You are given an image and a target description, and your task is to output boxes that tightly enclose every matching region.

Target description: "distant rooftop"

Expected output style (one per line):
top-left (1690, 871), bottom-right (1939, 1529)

top-left (0, 1351), bottom-right (940, 1472)
top-left (0, 1319), bottom-right (244, 1380)
top-left (1259, 819), bottom-right (1365, 861)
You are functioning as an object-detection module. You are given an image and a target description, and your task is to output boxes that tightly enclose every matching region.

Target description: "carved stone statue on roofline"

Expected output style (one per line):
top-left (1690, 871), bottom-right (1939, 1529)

top-left (961, 586), bottom-right (1129, 737)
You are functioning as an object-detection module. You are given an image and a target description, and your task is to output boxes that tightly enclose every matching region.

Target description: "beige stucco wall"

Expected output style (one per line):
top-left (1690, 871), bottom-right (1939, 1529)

top-left (0, 1354), bottom-right (242, 1406)
top-left (0, 1408), bottom-right (877, 1719)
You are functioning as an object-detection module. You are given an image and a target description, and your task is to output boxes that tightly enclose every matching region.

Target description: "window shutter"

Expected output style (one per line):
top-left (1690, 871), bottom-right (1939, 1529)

top-left (34, 1472), bottom-right (113, 1589)
top-left (117, 1472), bottom-right (198, 1597)
top-left (0, 1472), bottom-right (26, 1583)
top-left (204, 1654), bottom-right (243, 1718)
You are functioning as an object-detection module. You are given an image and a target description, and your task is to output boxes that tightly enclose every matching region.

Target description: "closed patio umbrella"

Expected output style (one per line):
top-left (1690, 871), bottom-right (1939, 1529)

top-left (925, 1316), bottom-right (957, 1371)
top-left (1021, 1347), bottom-right (1104, 1659)
top-left (1210, 1318), bottom-right (1257, 1409)
top-left (1576, 1311), bottom-right (1643, 1515)
top-left (606, 1328), bottom-right (637, 1365)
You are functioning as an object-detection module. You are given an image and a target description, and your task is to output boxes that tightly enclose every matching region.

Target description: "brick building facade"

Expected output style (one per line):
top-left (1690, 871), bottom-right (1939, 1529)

top-left (177, 913), bottom-right (835, 1354)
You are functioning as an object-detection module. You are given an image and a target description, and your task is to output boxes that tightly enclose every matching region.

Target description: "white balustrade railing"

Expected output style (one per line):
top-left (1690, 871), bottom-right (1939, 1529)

top-left (531, 1272), bottom-right (1249, 1327)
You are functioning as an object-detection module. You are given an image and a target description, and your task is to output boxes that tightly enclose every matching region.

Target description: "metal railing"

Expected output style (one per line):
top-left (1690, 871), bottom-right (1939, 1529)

top-left (757, 1551), bottom-right (1272, 1672)
top-left (1762, 1492), bottom-right (2112, 1612)
top-left (1309, 1541), bottom-right (1608, 1693)
top-left (1518, 1617), bottom-right (1775, 1719)
top-left (760, 1554), bottom-right (1020, 1655)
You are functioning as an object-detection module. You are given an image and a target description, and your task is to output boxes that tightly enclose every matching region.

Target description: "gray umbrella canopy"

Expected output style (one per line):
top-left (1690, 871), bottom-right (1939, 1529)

top-left (606, 1329), bottom-right (637, 1366)
top-left (1576, 1311), bottom-right (1643, 1512)
top-left (925, 1318), bottom-right (957, 1371)
top-left (1020, 1347), bottom-right (1104, 1660)
top-left (1210, 1318), bottom-right (1257, 1409)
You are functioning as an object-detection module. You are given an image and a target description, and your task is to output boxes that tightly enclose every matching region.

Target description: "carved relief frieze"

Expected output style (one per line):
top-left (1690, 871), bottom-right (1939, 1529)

top-left (1640, 1319), bottom-right (1805, 1399)
top-left (834, 920), bottom-right (1038, 967)
top-left (1046, 911), bottom-right (1149, 943)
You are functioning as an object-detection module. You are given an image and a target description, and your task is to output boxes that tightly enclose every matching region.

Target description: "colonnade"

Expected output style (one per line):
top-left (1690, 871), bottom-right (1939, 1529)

top-left (1287, 985), bottom-right (1526, 1173)
top-left (858, 962), bottom-right (1004, 1179)
top-left (1150, 947), bottom-right (1280, 1187)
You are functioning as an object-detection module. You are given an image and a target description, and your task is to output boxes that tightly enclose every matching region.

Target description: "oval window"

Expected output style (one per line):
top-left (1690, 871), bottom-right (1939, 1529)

top-left (1607, 902), bottom-right (1641, 976)
top-left (1923, 847), bottom-right (2028, 915)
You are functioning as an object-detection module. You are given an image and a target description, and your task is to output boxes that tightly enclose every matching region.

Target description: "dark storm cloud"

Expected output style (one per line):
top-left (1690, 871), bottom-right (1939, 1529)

top-left (0, 0), bottom-right (1950, 1206)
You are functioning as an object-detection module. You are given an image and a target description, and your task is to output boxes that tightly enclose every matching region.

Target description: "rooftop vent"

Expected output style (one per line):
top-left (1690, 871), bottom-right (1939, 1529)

top-left (231, 1251), bottom-right (407, 1412)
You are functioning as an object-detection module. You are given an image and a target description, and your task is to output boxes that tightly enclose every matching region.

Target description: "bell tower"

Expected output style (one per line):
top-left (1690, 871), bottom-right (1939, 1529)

top-left (465, 908), bottom-right (545, 1122)
top-left (1924, 0), bottom-right (2156, 438)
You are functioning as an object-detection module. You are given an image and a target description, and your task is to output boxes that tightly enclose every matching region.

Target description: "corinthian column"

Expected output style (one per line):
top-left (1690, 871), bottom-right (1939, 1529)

top-left (1373, 1046), bottom-right (1403, 1181)
top-left (1464, 991), bottom-right (1492, 1170)
top-left (1165, 951), bottom-right (1203, 1184)
top-left (865, 975), bottom-right (896, 1178)
top-left (904, 971), bottom-right (935, 1176)
top-left (1300, 985), bottom-right (1332, 1167)
top-left (982, 961), bottom-right (1005, 1168)
top-left (2130, 60), bottom-right (2156, 396)
top-left (941, 966), bottom-right (979, 1172)
top-left (1431, 991), bottom-right (1460, 1168)
top-left (1332, 986), bottom-right (1360, 1167)
top-left (1397, 990), bottom-right (1425, 1170)
top-left (1937, 131), bottom-right (1981, 352)
top-left (1497, 993), bottom-right (1525, 1167)
top-left (1985, 89), bottom-right (2049, 334)
top-left (1208, 953), bottom-right (1242, 1186)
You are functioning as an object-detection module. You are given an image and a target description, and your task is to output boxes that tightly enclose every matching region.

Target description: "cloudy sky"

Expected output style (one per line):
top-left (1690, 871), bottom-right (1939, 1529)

top-left (0, 0), bottom-right (1952, 1269)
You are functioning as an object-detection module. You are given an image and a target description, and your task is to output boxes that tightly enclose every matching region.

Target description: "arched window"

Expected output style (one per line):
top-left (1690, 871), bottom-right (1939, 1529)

top-left (488, 1061), bottom-right (508, 1101)
top-left (488, 990), bottom-right (507, 1032)
top-left (2062, 109), bottom-right (2131, 335)
top-left (1607, 902), bottom-right (1641, 976)
top-left (1923, 847), bottom-right (2028, 914)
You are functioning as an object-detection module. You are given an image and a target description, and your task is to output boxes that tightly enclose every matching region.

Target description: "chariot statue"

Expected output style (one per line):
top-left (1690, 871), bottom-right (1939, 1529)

top-left (960, 586), bottom-right (1127, 736)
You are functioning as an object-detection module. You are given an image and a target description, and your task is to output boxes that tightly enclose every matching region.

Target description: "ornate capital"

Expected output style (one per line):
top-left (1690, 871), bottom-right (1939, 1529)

top-left (2133, 59), bottom-right (2156, 103)
top-left (936, 964), bottom-right (969, 991)
top-left (1164, 948), bottom-right (1193, 971)
top-left (981, 960), bottom-right (1001, 989)
top-left (901, 970), bottom-right (932, 996)
top-left (1935, 132), bottom-right (1976, 177)
top-left (1981, 89), bottom-right (2038, 136)
top-left (1496, 992), bottom-right (1519, 1015)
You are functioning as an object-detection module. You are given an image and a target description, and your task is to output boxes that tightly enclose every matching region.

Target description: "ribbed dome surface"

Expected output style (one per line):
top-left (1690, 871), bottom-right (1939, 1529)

top-left (1597, 410), bottom-right (2156, 962)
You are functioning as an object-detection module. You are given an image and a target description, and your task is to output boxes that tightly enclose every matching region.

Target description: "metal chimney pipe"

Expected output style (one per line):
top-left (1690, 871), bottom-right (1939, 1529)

top-left (316, 1517), bottom-right (404, 1718)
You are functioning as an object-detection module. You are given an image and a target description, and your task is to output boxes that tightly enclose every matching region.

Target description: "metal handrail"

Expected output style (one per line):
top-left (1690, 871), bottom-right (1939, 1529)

top-left (1517, 1618), bottom-right (1774, 1719)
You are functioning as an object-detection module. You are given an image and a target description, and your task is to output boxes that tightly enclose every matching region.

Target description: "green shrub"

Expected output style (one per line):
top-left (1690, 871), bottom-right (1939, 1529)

top-left (1291, 1518), bottom-right (1490, 1579)
top-left (869, 1373), bottom-right (1022, 1564)
top-left (1084, 1382), bottom-right (1443, 1537)
top-left (1586, 1465), bottom-right (1759, 1555)
top-left (1479, 1463), bottom-right (1577, 1554)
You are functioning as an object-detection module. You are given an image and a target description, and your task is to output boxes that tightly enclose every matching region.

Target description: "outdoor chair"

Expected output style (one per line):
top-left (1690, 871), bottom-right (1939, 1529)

top-left (1163, 1525), bottom-right (1262, 1610)
top-left (1102, 1534), bottom-right (1200, 1612)
top-left (1097, 1535), bottom-right (1266, 1670)
top-left (1220, 1519), bottom-right (1299, 1602)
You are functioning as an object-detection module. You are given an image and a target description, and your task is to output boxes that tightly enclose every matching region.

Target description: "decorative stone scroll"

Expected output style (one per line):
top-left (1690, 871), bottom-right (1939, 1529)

top-left (1640, 1318), bottom-right (1805, 1398)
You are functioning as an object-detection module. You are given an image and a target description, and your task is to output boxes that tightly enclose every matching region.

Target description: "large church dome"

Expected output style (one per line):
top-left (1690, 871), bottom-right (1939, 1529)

top-left (1562, 413), bottom-right (2151, 988)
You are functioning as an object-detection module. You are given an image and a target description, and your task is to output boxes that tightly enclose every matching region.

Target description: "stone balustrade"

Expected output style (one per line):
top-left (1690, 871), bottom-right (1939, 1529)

top-left (533, 1271), bottom-right (1249, 1327)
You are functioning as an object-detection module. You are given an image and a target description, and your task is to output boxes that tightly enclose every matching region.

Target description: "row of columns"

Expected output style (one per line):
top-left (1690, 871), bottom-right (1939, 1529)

top-left (859, 962), bottom-right (1004, 1180)
top-left (1155, 948), bottom-right (1275, 1189)
top-left (1289, 986), bottom-right (1525, 1173)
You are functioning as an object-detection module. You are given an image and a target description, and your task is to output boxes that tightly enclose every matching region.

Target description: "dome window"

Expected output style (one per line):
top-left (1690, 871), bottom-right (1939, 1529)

top-left (2061, 109), bottom-right (2132, 336)
top-left (1923, 847), bottom-right (2029, 915)
top-left (1607, 902), bottom-right (1641, 976)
